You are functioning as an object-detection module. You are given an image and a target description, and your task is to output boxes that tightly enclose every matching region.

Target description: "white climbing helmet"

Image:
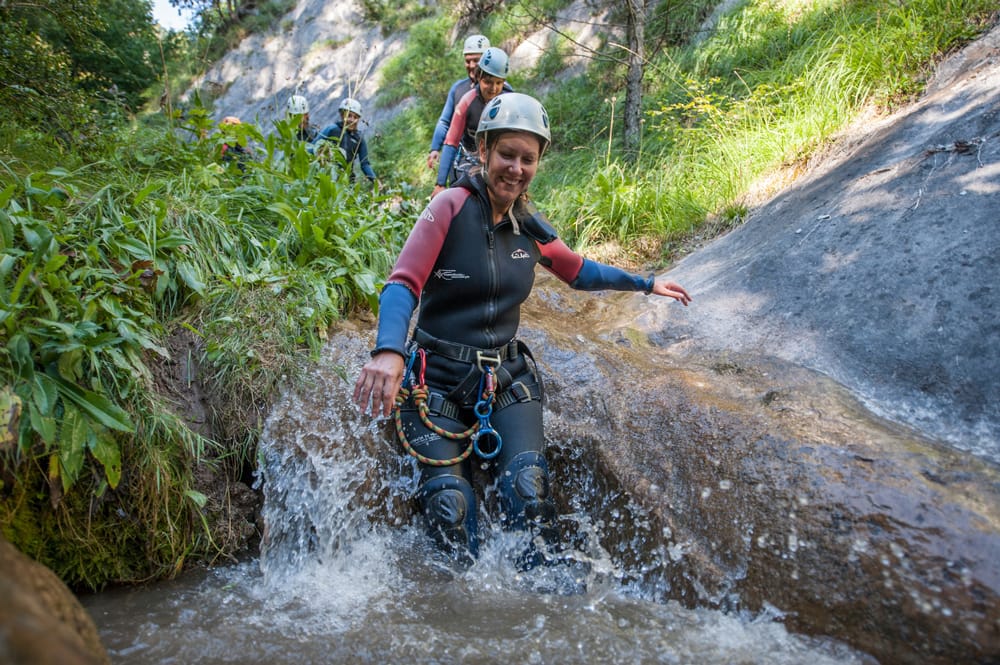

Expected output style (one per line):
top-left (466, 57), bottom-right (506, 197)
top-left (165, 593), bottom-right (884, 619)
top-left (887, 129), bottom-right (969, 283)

top-left (476, 93), bottom-right (551, 154)
top-left (477, 47), bottom-right (509, 80)
top-left (463, 34), bottom-right (490, 55)
top-left (286, 94), bottom-right (309, 115)
top-left (339, 97), bottom-right (363, 117)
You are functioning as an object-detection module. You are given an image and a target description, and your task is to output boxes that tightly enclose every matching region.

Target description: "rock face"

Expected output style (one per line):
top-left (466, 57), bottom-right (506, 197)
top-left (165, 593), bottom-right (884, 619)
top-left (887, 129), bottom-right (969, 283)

top-left (647, 23), bottom-right (1000, 461)
top-left (0, 536), bottom-right (110, 665)
top-left (195, 0), bottom-right (609, 135)
top-left (516, 304), bottom-right (1000, 665)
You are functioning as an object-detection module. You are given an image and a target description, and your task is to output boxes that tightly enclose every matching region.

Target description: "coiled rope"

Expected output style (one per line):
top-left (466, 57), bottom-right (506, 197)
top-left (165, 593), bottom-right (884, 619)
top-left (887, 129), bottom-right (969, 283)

top-left (393, 348), bottom-right (499, 467)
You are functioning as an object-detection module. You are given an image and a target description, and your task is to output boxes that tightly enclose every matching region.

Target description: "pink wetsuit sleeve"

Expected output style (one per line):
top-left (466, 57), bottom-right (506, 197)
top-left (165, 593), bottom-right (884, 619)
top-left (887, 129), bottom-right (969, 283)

top-left (386, 187), bottom-right (470, 296)
top-left (539, 238), bottom-right (585, 284)
top-left (443, 89), bottom-right (476, 148)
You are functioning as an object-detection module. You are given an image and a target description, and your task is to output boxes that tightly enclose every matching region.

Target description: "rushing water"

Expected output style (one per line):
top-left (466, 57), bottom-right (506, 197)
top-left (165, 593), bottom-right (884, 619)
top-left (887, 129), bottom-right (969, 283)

top-left (83, 380), bottom-right (874, 665)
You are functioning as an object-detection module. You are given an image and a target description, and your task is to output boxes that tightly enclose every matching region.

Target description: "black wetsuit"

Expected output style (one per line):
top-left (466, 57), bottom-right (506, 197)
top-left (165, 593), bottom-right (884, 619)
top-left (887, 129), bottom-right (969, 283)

top-left (374, 173), bottom-right (653, 563)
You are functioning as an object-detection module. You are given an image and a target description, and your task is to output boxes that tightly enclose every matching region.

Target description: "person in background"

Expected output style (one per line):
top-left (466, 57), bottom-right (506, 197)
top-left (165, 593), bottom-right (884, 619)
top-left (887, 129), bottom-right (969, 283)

top-left (286, 94), bottom-right (318, 143)
top-left (431, 47), bottom-right (510, 199)
top-left (426, 34), bottom-right (490, 180)
top-left (353, 93), bottom-right (692, 570)
top-left (218, 116), bottom-right (252, 172)
top-left (316, 98), bottom-right (377, 184)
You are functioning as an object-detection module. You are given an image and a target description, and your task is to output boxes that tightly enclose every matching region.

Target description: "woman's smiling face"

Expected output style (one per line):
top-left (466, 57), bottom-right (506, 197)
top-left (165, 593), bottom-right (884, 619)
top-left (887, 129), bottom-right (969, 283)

top-left (479, 74), bottom-right (505, 102)
top-left (480, 131), bottom-right (542, 213)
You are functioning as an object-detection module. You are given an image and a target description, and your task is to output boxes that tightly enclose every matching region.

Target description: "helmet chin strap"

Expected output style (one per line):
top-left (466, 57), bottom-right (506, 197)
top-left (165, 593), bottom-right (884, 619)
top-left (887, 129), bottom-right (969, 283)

top-left (479, 132), bottom-right (493, 189)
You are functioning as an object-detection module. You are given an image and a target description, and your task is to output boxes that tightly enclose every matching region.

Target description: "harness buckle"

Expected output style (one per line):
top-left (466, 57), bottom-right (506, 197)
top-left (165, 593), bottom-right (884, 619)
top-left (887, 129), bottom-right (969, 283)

top-left (476, 350), bottom-right (502, 372)
top-left (509, 381), bottom-right (532, 403)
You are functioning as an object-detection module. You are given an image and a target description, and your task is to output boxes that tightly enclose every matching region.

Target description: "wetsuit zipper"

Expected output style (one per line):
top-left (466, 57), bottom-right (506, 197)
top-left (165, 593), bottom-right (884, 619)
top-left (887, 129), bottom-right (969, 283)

top-left (482, 194), bottom-right (500, 349)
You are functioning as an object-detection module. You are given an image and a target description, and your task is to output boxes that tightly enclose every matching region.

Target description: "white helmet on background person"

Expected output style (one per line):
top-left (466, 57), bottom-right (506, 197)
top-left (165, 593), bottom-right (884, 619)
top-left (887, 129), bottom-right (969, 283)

top-left (477, 47), bottom-right (509, 80)
top-left (476, 92), bottom-right (551, 154)
top-left (339, 97), bottom-right (363, 117)
top-left (286, 94), bottom-right (309, 115)
top-left (462, 34), bottom-right (490, 55)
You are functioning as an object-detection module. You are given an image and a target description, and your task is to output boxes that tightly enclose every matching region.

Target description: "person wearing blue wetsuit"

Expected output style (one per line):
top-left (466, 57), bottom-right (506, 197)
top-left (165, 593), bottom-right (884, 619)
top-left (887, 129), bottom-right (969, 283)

top-left (426, 34), bottom-right (490, 181)
top-left (354, 93), bottom-right (692, 568)
top-left (316, 97), bottom-right (376, 183)
top-left (431, 47), bottom-right (511, 200)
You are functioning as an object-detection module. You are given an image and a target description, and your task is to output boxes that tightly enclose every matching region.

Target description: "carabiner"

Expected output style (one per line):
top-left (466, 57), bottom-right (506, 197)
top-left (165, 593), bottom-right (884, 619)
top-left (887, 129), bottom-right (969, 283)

top-left (473, 426), bottom-right (502, 459)
top-left (417, 347), bottom-right (428, 386)
top-left (402, 348), bottom-right (418, 386)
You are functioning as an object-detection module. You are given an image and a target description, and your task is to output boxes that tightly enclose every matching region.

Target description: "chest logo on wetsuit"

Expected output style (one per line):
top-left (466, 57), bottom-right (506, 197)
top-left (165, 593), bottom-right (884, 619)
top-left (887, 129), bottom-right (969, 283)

top-left (418, 207), bottom-right (435, 223)
top-left (510, 248), bottom-right (531, 260)
top-left (434, 269), bottom-right (470, 280)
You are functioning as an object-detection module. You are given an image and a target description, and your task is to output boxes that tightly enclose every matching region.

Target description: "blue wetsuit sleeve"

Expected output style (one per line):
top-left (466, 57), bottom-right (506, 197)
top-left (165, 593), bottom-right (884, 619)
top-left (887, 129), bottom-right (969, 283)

top-left (430, 84), bottom-right (459, 152)
top-left (436, 144), bottom-right (458, 186)
top-left (570, 258), bottom-right (654, 293)
top-left (371, 282), bottom-right (418, 358)
top-left (358, 138), bottom-right (376, 180)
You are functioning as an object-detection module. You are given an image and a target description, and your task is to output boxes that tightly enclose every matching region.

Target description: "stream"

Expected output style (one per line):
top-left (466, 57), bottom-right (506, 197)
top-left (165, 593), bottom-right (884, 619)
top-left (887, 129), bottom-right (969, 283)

top-left (82, 360), bottom-right (875, 665)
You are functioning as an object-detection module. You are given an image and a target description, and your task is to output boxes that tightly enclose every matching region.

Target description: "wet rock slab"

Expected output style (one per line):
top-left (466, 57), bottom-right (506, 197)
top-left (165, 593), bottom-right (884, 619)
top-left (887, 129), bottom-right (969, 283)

top-left (519, 282), bottom-right (1000, 665)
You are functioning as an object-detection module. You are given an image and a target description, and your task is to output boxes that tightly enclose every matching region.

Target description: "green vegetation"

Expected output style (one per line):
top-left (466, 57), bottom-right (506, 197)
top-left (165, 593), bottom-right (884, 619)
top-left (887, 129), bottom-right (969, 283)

top-left (1, 100), bottom-right (415, 587)
top-left (1, 0), bottom-right (996, 588)
top-left (377, 0), bottom-right (996, 259)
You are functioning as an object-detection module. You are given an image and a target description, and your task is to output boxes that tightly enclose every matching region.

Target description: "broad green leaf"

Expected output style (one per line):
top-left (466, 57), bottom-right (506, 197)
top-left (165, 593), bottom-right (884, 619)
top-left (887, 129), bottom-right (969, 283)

top-left (29, 405), bottom-right (56, 445)
top-left (0, 183), bottom-right (16, 209)
top-left (49, 374), bottom-right (134, 432)
top-left (133, 181), bottom-right (163, 207)
top-left (89, 434), bottom-right (121, 489)
top-left (39, 286), bottom-right (59, 318)
top-left (116, 236), bottom-right (150, 259)
top-left (57, 349), bottom-right (83, 381)
top-left (31, 373), bottom-right (58, 415)
top-left (156, 230), bottom-right (194, 250)
top-left (21, 223), bottom-right (53, 253)
top-left (266, 202), bottom-right (299, 224)
top-left (59, 405), bottom-right (89, 492)
top-left (7, 334), bottom-right (34, 380)
top-left (42, 253), bottom-right (68, 273)
top-left (0, 254), bottom-right (15, 281)
top-left (176, 261), bottom-right (206, 296)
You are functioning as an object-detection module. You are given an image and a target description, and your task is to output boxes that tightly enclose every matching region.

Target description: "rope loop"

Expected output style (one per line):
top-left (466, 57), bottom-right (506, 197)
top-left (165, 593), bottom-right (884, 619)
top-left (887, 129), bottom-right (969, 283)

top-left (392, 351), bottom-right (501, 466)
top-left (393, 384), bottom-right (476, 467)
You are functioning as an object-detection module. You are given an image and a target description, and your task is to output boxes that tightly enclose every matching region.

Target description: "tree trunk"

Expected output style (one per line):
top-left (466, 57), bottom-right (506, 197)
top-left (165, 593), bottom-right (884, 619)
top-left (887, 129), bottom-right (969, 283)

top-left (623, 0), bottom-right (645, 159)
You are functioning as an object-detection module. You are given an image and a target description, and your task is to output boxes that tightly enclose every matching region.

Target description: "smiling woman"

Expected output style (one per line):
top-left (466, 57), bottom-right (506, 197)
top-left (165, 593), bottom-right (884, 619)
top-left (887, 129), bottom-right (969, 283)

top-left (353, 92), bottom-right (691, 570)
top-left (151, 0), bottom-right (196, 30)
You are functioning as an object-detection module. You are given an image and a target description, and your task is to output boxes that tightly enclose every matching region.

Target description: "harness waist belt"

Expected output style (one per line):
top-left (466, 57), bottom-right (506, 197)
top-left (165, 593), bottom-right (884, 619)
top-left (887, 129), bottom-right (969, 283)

top-left (414, 328), bottom-right (519, 365)
top-left (422, 381), bottom-right (540, 421)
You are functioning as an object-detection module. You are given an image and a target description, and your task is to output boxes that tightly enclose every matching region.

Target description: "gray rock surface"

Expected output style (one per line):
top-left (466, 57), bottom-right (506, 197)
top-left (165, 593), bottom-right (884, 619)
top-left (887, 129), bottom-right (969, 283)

top-left (638, 24), bottom-right (1000, 461)
top-left (195, 0), bottom-right (609, 136)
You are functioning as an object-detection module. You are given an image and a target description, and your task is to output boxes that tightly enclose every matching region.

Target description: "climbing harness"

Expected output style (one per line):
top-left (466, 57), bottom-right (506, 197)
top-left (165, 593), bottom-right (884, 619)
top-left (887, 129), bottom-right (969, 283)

top-left (394, 347), bottom-right (502, 466)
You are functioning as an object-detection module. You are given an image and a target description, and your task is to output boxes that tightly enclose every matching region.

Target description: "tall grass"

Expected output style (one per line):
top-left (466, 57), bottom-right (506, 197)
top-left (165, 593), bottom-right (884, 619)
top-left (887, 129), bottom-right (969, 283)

top-left (534, 0), bottom-right (998, 256)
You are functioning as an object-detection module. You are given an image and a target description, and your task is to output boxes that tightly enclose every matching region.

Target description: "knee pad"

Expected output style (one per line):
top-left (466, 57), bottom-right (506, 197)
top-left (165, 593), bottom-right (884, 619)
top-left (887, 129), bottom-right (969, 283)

top-left (500, 452), bottom-right (557, 537)
top-left (419, 475), bottom-right (479, 558)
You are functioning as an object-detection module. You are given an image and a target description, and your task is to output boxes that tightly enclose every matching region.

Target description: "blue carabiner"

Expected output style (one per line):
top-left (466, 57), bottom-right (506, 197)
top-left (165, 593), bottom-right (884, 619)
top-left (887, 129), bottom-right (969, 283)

top-left (473, 398), bottom-right (493, 419)
top-left (402, 348), bottom-right (418, 387)
top-left (473, 425), bottom-right (502, 459)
